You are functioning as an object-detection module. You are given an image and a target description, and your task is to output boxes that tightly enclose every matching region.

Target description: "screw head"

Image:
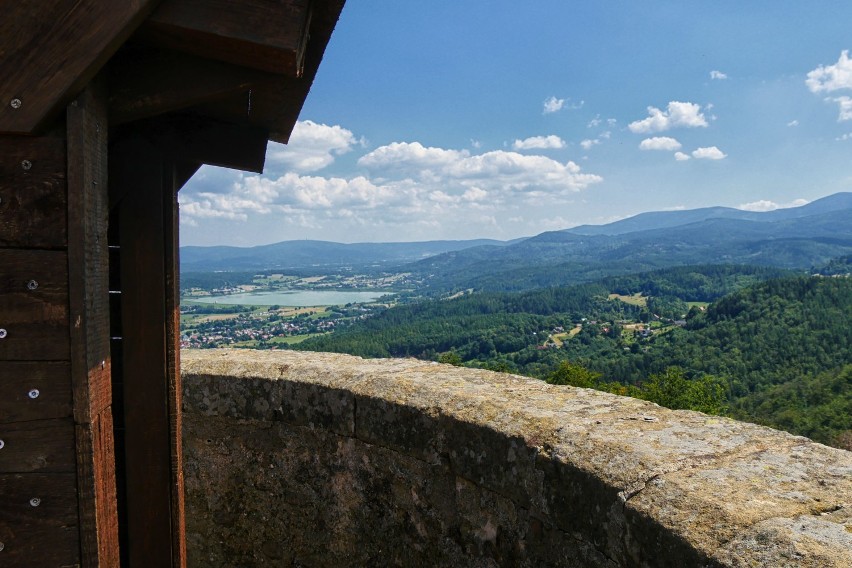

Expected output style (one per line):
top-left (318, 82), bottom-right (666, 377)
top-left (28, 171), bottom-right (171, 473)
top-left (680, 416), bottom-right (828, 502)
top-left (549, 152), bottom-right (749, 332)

top-left (26, 280), bottom-right (38, 291)
top-left (28, 389), bottom-right (40, 399)
top-left (0, 329), bottom-right (6, 339)
top-left (0, 541), bottom-right (4, 551)
top-left (21, 159), bottom-right (32, 171)
top-left (0, 439), bottom-right (5, 450)
top-left (10, 98), bottom-right (21, 109)
top-left (29, 497), bottom-right (41, 507)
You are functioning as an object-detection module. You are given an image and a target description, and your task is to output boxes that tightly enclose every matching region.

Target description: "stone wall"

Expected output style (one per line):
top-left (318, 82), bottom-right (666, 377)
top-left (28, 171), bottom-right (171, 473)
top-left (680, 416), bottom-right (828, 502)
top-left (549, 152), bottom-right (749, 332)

top-left (181, 349), bottom-right (852, 567)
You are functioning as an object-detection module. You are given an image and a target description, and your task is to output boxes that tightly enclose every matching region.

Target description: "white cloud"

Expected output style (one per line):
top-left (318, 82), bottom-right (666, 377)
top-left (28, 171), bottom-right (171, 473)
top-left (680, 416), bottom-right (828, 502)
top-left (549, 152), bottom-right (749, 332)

top-left (691, 146), bottom-right (727, 160)
top-left (512, 135), bottom-right (566, 150)
top-left (837, 133), bottom-right (852, 141)
top-left (787, 120), bottom-right (799, 127)
top-left (639, 136), bottom-right (682, 151)
top-left (832, 96), bottom-right (852, 121)
top-left (543, 96), bottom-right (565, 114)
top-left (580, 138), bottom-right (600, 150)
top-left (628, 101), bottom-right (708, 133)
top-left (710, 70), bottom-right (728, 80)
top-left (806, 50), bottom-right (852, 93)
top-left (674, 152), bottom-right (691, 161)
top-left (738, 198), bottom-right (809, 212)
top-left (265, 120), bottom-right (362, 174)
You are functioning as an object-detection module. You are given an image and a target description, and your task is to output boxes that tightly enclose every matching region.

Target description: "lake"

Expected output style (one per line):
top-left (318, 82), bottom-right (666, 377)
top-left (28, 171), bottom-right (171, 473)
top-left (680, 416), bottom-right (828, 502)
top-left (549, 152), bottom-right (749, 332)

top-left (186, 289), bottom-right (388, 307)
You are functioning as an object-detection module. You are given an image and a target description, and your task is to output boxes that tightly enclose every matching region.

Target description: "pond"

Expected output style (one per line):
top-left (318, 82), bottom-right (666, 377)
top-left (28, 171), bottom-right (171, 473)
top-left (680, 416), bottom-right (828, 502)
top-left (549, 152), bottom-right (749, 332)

top-left (185, 289), bottom-right (388, 307)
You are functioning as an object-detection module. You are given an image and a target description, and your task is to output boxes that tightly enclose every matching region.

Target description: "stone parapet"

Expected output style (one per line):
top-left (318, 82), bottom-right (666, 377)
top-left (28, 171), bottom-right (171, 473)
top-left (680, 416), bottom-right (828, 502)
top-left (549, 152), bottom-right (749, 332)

top-left (181, 349), bottom-right (852, 567)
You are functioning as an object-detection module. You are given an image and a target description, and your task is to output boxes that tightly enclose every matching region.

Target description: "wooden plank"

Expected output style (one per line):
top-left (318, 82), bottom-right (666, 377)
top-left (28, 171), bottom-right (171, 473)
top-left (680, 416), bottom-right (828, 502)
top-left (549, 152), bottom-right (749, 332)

top-left (141, 0), bottom-right (312, 76)
top-left (109, 46), bottom-right (276, 126)
top-left (174, 161), bottom-right (202, 190)
top-left (118, 113), bottom-right (268, 173)
top-left (188, 0), bottom-right (345, 143)
top-left (0, 135), bottom-right (67, 248)
top-left (0, 473), bottom-right (80, 568)
top-left (0, 249), bottom-right (70, 361)
top-left (164, 167), bottom-right (186, 566)
top-left (0, 419), bottom-right (76, 474)
top-left (113, 137), bottom-right (181, 567)
top-left (0, 362), bottom-right (72, 424)
top-left (66, 80), bottom-right (121, 567)
top-left (0, 0), bottom-right (164, 134)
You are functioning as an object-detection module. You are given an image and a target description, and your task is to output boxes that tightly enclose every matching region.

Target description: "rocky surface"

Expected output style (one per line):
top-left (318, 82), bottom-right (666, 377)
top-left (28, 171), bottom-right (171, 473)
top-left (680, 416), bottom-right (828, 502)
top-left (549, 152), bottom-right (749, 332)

top-left (181, 349), bottom-right (852, 567)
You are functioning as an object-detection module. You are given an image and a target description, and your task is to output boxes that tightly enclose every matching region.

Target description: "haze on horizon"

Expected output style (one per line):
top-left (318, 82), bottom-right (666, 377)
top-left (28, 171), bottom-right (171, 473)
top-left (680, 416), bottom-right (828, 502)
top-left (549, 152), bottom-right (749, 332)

top-left (180, 1), bottom-right (852, 247)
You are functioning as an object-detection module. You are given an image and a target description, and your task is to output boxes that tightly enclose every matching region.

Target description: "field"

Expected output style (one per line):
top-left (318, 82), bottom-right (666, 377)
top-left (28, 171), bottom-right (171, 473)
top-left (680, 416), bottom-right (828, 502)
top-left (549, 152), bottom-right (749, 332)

top-left (608, 293), bottom-right (648, 307)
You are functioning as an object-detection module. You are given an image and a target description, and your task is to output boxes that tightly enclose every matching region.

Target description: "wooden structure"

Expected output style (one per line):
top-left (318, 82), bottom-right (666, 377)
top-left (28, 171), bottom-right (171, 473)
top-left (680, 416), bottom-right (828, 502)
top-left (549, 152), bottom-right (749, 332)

top-left (0, 1), bottom-right (345, 565)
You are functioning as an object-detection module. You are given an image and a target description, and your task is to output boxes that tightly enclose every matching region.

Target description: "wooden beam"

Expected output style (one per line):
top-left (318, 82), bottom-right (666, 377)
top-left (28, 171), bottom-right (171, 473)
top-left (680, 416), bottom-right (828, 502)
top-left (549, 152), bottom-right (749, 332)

top-left (140, 0), bottom-right (312, 76)
top-left (109, 47), bottom-right (277, 126)
top-left (0, 0), bottom-right (164, 135)
top-left (117, 113), bottom-right (269, 173)
top-left (66, 80), bottom-right (121, 567)
top-left (111, 137), bottom-right (185, 567)
top-left (0, 363), bottom-right (72, 423)
top-left (188, 0), bottom-right (345, 143)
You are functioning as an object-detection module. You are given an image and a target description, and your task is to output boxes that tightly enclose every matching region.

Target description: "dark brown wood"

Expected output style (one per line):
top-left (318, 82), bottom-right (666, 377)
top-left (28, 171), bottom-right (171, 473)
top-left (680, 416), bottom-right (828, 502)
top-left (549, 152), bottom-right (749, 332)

top-left (0, 0), bottom-right (164, 135)
top-left (142, 0), bottom-right (312, 76)
top-left (174, 161), bottom-right (202, 190)
top-left (0, 473), bottom-right (80, 567)
top-left (0, 363), bottom-right (72, 423)
top-left (113, 137), bottom-right (182, 567)
top-left (164, 166), bottom-right (186, 566)
top-left (189, 0), bottom-right (345, 143)
top-left (0, 250), bottom-right (70, 361)
top-left (109, 46), bottom-right (277, 126)
top-left (0, 419), bottom-right (76, 473)
top-left (66, 81), bottom-right (121, 566)
top-left (120, 113), bottom-right (269, 172)
top-left (0, 135), bottom-right (67, 248)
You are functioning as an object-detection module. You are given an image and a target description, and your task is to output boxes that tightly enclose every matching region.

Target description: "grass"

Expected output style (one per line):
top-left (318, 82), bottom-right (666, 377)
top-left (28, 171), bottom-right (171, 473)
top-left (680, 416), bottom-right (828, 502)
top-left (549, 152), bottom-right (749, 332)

top-left (608, 293), bottom-right (648, 307)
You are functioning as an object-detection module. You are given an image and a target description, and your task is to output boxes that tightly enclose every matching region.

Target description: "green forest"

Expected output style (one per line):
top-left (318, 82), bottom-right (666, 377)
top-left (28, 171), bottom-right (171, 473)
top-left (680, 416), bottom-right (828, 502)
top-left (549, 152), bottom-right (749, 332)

top-left (296, 267), bottom-right (852, 449)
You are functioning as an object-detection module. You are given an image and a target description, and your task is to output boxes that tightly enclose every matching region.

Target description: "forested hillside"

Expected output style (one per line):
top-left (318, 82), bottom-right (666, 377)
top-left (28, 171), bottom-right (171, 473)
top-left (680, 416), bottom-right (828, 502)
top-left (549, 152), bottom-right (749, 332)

top-left (297, 270), bottom-right (851, 448)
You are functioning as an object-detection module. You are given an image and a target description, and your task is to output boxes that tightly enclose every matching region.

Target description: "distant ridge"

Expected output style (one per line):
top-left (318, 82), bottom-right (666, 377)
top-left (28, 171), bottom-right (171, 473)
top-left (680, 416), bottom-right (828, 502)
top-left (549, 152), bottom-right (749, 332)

top-left (181, 238), bottom-right (522, 272)
top-left (566, 192), bottom-right (852, 236)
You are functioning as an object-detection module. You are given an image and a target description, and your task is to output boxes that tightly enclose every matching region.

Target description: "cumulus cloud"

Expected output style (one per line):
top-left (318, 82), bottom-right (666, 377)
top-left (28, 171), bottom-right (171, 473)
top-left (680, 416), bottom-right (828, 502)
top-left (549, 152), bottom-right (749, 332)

top-left (639, 136), bottom-right (682, 151)
top-left (806, 50), bottom-right (852, 93)
top-left (512, 135), bottom-right (566, 150)
top-left (181, 137), bottom-right (603, 241)
top-left (710, 70), bottom-right (728, 80)
top-left (543, 96), bottom-right (565, 114)
top-left (787, 120), bottom-right (799, 127)
top-left (833, 96), bottom-right (852, 121)
top-left (580, 139), bottom-right (600, 150)
top-left (738, 198), bottom-right (809, 212)
top-left (265, 120), bottom-right (362, 173)
top-left (628, 101), bottom-right (708, 133)
top-left (691, 146), bottom-right (727, 160)
top-left (674, 152), bottom-right (691, 161)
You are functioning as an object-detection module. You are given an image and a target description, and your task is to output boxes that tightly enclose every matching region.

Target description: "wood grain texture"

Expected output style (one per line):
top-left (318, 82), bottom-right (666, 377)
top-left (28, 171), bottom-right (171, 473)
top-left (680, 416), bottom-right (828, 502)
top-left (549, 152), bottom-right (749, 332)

top-left (0, 419), bottom-right (76, 473)
top-left (113, 137), bottom-right (180, 567)
top-left (0, 362), bottom-right (72, 423)
top-left (0, 135), bottom-right (67, 248)
top-left (0, 473), bottom-right (80, 567)
top-left (109, 46), bottom-right (276, 126)
top-left (142, 0), bottom-right (311, 76)
top-left (0, 0), bottom-right (163, 134)
top-left (66, 80), bottom-right (121, 567)
top-left (188, 0), bottom-right (345, 144)
top-left (0, 249), bottom-right (70, 361)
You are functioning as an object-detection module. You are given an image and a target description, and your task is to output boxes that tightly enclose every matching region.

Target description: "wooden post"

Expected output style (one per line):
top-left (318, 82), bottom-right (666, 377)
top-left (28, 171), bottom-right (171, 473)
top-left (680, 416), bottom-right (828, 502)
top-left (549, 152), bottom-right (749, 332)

top-left (110, 137), bottom-right (186, 568)
top-left (67, 79), bottom-right (120, 567)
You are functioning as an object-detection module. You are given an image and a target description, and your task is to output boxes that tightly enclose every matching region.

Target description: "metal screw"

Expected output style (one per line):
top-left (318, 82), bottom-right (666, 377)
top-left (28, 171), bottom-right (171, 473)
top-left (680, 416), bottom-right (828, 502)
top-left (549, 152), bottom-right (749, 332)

top-left (29, 497), bottom-right (41, 507)
top-left (0, 329), bottom-right (6, 339)
top-left (0, 439), bottom-right (4, 450)
top-left (28, 389), bottom-right (39, 399)
top-left (10, 98), bottom-right (21, 109)
top-left (27, 280), bottom-right (38, 291)
top-left (0, 541), bottom-right (4, 552)
top-left (21, 159), bottom-right (32, 171)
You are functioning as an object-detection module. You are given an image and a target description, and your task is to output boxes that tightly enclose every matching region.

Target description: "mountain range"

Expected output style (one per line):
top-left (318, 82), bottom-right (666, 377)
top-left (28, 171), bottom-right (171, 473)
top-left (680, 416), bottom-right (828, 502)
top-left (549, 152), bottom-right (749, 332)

top-left (181, 193), bottom-right (852, 289)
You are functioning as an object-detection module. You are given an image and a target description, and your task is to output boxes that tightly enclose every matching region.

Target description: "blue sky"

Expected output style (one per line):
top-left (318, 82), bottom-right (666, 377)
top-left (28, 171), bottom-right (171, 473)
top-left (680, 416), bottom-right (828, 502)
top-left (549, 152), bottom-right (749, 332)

top-left (180, 1), bottom-right (852, 246)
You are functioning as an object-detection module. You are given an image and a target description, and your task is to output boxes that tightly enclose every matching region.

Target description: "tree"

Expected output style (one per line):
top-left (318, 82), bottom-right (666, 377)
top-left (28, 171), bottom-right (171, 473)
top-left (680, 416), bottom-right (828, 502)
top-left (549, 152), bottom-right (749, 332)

top-left (546, 361), bottom-right (602, 388)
